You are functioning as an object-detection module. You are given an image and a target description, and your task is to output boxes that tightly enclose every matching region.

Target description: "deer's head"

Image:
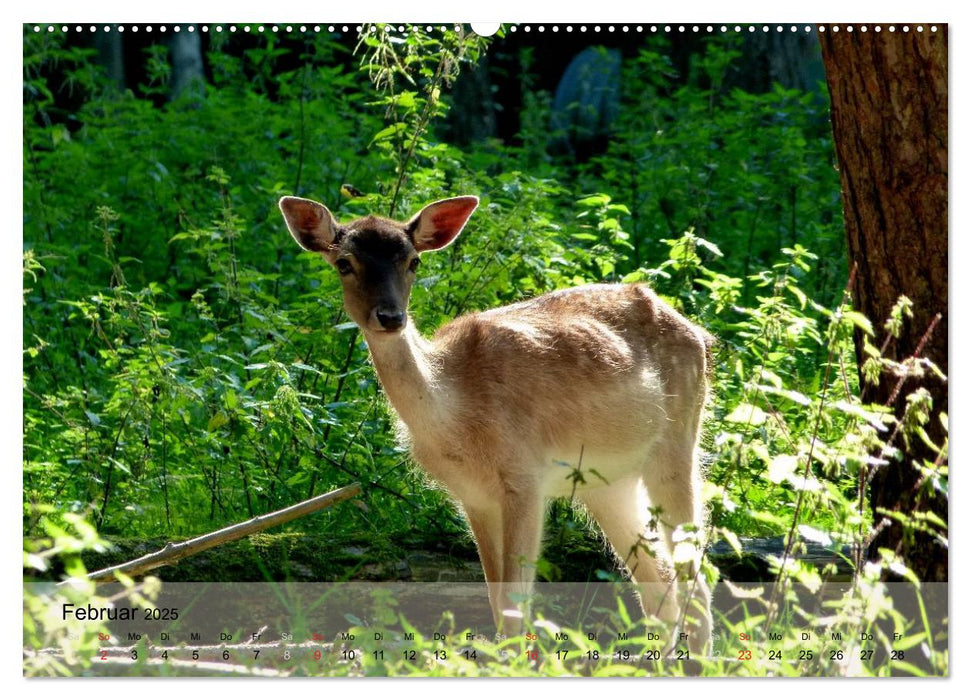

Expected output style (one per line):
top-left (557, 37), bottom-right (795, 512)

top-left (280, 195), bottom-right (478, 334)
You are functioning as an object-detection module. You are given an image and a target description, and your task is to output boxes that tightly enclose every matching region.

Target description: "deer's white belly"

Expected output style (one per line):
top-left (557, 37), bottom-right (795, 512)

top-left (540, 447), bottom-right (651, 499)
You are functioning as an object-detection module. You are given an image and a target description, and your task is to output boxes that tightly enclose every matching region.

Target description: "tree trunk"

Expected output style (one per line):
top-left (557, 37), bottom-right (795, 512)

top-left (93, 25), bottom-right (126, 91)
top-left (169, 27), bottom-right (206, 101)
top-left (819, 25), bottom-right (947, 582)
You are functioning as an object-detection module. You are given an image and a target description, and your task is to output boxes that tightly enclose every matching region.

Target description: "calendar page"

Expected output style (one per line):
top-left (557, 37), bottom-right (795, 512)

top-left (22, 14), bottom-right (949, 680)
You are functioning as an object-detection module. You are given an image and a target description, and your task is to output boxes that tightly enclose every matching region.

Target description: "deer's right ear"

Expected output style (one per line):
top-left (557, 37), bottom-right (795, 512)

top-left (279, 196), bottom-right (338, 255)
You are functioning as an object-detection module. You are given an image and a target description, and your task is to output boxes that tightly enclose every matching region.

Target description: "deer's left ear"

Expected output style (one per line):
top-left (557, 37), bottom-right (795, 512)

top-left (407, 196), bottom-right (479, 252)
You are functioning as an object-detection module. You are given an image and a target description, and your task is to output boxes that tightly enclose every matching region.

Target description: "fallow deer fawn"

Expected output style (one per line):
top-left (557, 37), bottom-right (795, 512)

top-left (280, 194), bottom-right (714, 653)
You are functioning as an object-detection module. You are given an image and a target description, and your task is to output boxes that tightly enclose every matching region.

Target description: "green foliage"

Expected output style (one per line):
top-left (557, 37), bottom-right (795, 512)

top-left (22, 25), bottom-right (946, 676)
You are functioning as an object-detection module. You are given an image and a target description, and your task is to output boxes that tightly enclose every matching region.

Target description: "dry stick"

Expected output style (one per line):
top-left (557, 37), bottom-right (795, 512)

top-left (63, 483), bottom-right (362, 585)
top-left (862, 312), bottom-right (944, 493)
top-left (886, 312), bottom-right (943, 406)
top-left (858, 313), bottom-right (945, 563)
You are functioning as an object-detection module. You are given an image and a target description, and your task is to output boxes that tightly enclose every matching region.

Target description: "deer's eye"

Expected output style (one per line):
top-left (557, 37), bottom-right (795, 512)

top-left (409, 257), bottom-right (421, 273)
top-left (335, 259), bottom-right (353, 276)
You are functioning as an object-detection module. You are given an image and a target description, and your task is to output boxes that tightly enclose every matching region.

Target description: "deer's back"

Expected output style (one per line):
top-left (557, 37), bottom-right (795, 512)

top-left (411, 284), bottom-right (710, 495)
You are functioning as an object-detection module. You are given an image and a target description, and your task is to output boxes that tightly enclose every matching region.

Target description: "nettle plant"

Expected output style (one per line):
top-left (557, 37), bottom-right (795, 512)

top-left (649, 232), bottom-right (947, 558)
top-left (625, 232), bottom-right (947, 672)
top-left (22, 25), bottom-right (946, 674)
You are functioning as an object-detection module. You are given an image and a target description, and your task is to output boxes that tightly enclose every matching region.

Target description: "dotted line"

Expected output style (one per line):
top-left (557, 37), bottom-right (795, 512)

top-left (29, 24), bottom-right (941, 35)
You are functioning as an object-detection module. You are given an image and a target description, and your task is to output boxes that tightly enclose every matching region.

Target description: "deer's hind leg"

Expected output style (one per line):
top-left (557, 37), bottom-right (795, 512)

top-left (579, 477), bottom-right (682, 649)
top-left (643, 435), bottom-right (712, 655)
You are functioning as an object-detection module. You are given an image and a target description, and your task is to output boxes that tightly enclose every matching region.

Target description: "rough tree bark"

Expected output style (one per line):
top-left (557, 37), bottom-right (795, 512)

top-left (819, 25), bottom-right (947, 581)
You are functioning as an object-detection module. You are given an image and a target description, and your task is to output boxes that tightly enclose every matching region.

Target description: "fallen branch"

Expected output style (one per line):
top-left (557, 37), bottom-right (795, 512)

top-left (62, 483), bottom-right (362, 585)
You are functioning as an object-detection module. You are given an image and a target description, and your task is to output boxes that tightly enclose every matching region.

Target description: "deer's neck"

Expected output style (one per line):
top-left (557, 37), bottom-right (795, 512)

top-left (363, 321), bottom-right (443, 433)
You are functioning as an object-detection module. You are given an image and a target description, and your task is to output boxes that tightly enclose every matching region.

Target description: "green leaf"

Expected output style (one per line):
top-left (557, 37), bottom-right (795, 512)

top-left (719, 528), bottom-right (743, 557)
top-left (756, 384), bottom-right (811, 406)
top-left (724, 403), bottom-right (767, 425)
top-left (207, 411), bottom-right (230, 432)
top-left (369, 122), bottom-right (407, 145)
top-left (576, 194), bottom-right (610, 207)
top-left (797, 524), bottom-right (832, 547)
top-left (842, 310), bottom-right (874, 336)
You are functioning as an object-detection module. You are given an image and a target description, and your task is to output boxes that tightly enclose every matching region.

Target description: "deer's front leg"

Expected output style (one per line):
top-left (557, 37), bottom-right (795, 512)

top-left (497, 482), bottom-right (545, 638)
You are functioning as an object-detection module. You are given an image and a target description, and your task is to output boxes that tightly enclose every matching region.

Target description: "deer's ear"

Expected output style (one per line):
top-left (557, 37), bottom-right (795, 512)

top-left (279, 196), bottom-right (339, 254)
top-left (407, 196), bottom-right (479, 252)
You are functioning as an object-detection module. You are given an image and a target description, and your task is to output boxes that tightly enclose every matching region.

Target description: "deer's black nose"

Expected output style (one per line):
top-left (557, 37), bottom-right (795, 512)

top-left (376, 308), bottom-right (406, 331)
